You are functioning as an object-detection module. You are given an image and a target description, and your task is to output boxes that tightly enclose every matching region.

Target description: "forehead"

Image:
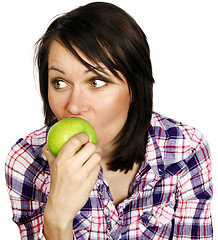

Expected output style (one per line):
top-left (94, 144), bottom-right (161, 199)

top-left (48, 40), bottom-right (126, 81)
top-left (48, 40), bottom-right (88, 64)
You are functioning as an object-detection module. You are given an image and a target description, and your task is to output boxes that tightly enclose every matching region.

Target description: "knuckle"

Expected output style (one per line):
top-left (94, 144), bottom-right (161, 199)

top-left (86, 142), bottom-right (97, 151)
top-left (54, 158), bottom-right (63, 170)
top-left (92, 152), bottom-right (101, 162)
top-left (74, 172), bottom-right (84, 182)
top-left (71, 135), bottom-right (82, 145)
top-left (70, 134), bottom-right (87, 146)
top-left (97, 146), bottom-right (103, 154)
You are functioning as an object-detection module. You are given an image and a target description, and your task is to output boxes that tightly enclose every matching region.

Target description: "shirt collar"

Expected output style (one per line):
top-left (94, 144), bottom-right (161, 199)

top-left (145, 124), bottom-right (164, 177)
top-left (36, 121), bottom-right (166, 178)
top-left (33, 126), bottom-right (50, 170)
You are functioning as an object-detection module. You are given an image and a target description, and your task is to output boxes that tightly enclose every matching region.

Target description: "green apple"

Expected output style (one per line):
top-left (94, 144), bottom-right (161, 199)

top-left (47, 117), bottom-right (97, 156)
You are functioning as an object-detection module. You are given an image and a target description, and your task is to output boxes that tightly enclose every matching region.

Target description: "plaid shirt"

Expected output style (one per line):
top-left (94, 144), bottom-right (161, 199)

top-left (5, 112), bottom-right (213, 239)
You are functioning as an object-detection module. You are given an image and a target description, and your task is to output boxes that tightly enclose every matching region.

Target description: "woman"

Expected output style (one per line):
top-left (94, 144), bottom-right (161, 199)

top-left (5, 2), bottom-right (213, 239)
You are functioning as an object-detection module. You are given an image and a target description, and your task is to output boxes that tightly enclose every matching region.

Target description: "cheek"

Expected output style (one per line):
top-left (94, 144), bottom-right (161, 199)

top-left (114, 92), bottom-right (130, 113)
top-left (104, 90), bottom-right (130, 118)
top-left (48, 91), bottom-right (66, 120)
top-left (93, 92), bottom-right (130, 146)
top-left (97, 93), bottom-right (129, 120)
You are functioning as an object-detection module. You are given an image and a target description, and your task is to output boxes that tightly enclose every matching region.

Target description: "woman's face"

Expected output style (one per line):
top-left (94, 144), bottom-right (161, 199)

top-left (48, 41), bottom-right (131, 149)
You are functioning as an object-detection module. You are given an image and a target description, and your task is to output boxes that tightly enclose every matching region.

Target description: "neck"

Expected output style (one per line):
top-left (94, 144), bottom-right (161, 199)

top-left (100, 142), bottom-right (115, 169)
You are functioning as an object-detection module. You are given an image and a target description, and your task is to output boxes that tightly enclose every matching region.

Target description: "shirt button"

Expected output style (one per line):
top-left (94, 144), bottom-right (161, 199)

top-left (107, 227), bottom-right (111, 235)
top-left (119, 211), bottom-right (123, 218)
top-left (113, 225), bottom-right (118, 230)
top-left (104, 208), bottom-right (109, 216)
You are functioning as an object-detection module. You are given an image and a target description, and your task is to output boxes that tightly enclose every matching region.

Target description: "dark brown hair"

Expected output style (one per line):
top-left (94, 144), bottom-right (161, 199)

top-left (35, 2), bottom-right (154, 172)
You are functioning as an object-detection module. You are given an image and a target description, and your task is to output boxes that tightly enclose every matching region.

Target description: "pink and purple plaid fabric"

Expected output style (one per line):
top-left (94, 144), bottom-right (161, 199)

top-left (5, 112), bottom-right (213, 239)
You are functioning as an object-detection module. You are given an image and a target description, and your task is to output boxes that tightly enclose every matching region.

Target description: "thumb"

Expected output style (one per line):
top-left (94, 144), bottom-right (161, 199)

top-left (43, 144), bottom-right (56, 165)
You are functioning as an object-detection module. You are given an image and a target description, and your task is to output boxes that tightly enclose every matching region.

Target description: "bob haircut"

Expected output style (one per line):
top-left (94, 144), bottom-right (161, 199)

top-left (35, 2), bottom-right (154, 173)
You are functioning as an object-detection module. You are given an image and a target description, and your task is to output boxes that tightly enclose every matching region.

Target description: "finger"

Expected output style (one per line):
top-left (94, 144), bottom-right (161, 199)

top-left (57, 133), bottom-right (90, 160)
top-left (43, 144), bottom-right (56, 164)
top-left (87, 161), bottom-right (101, 183)
top-left (83, 152), bottom-right (102, 175)
top-left (74, 142), bottom-right (101, 167)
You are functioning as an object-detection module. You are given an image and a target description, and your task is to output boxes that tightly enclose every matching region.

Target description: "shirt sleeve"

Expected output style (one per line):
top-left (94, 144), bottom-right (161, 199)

top-left (5, 138), bottom-right (49, 240)
top-left (172, 130), bottom-right (213, 239)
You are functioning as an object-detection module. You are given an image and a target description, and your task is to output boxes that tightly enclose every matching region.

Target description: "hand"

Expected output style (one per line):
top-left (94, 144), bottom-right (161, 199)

top-left (43, 133), bottom-right (101, 233)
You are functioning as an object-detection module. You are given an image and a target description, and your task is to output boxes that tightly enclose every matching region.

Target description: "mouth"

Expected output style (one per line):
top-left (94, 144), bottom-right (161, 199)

top-left (66, 115), bottom-right (90, 124)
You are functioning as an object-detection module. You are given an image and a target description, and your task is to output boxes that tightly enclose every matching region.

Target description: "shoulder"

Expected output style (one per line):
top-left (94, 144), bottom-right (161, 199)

top-left (7, 125), bottom-right (48, 161)
top-left (23, 125), bottom-right (48, 149)
top-left (151, 112), bottom-right (208, 149)
top-left (5, 126), bottom-right (49, 194)
top-left (149, 112), bottom-right (211, 168)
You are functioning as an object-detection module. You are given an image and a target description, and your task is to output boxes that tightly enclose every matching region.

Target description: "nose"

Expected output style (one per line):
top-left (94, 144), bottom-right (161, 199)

top-left (66, 88), bottom-right (88, 115)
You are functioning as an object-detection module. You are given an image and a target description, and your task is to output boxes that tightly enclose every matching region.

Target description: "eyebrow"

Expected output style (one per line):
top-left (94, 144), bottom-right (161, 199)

top-left (48, 66), bottom-right (94, 75)
top-left (48, 66), bottom-right (66, 74)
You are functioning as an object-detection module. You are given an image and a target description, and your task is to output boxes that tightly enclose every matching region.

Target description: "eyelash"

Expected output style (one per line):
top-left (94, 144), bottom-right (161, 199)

top-left (51, 79), bottom-right (68, 89)
top-left (51, 77), bottom-right (110, 90)
top-left (90, 77), bottom-right (110, 89)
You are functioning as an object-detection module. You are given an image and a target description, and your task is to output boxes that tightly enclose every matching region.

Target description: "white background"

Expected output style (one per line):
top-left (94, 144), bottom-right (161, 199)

top-left (0, 0), bottom-right (217, 238)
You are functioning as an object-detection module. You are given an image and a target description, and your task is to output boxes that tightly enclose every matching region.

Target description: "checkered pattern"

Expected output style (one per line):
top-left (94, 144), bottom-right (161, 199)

top-left (5, 112), bottom-right (213, 239)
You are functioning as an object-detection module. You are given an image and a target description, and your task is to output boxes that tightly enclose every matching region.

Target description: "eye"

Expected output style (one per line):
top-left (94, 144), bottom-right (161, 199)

top-left (90, 79), bottom-right (107, 89)
top-left (51, 79), bottom-right (68, 89)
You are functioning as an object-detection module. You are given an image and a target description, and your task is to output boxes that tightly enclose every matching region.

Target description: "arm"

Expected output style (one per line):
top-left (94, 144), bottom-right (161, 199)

top-left (5, 138), bottom-right (48, 240)
top-left (42, 133), bottom-right (101, 240)
top-left (5, 133), bottom-right (101, 240)
top-left (172, 134), bottom-right (213, 239)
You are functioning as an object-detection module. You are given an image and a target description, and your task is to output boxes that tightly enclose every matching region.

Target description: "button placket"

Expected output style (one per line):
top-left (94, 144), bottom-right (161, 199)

top-left (118, 213), bottom-right (123, 226)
